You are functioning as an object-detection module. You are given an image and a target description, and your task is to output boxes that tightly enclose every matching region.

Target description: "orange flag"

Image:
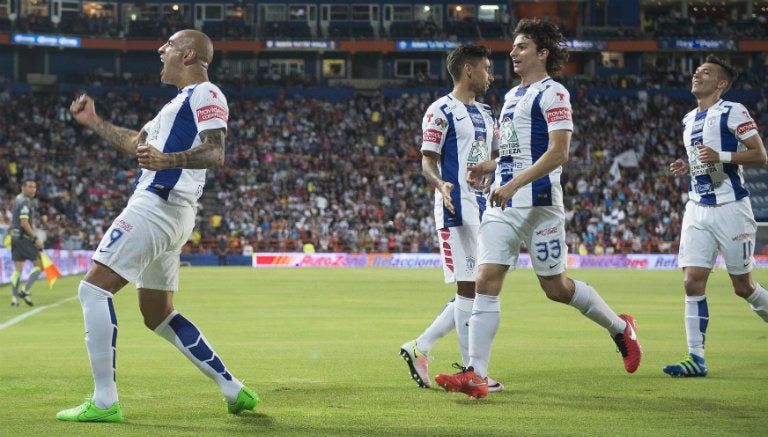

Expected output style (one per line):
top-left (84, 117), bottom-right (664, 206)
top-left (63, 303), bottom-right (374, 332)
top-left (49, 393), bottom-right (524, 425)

top-left (40, 252), bottom-right (61, 289)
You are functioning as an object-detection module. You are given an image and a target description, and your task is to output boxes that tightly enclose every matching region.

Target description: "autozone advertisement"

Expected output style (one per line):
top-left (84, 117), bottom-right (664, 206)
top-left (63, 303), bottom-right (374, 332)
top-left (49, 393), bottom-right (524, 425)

top-left (253, 253), bottom-right (768, 269)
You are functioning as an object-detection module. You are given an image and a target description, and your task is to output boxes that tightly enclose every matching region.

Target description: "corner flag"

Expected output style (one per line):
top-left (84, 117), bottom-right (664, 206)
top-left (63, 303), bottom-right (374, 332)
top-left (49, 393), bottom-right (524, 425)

top-left (40, 252), bottom-right (62, 289)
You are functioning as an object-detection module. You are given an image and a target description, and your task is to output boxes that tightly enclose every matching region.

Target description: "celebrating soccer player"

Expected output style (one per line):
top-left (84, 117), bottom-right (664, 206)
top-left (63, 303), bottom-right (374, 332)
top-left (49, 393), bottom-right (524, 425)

top-left (664, 55), bottom-right (768, 377)
top-left (435, 19), bottom-right (642, 399)
top-left (57, 29), bottom-right (258, 422)
top-left (400, 44), bottom-right (503, 392)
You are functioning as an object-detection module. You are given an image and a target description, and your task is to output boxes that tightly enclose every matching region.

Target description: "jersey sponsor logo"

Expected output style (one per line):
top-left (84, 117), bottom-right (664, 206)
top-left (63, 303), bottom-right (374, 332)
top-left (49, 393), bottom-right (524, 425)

top-left (732, 232), bottom-right (750, 241)
top-left (423, 128), bottom-right (443, 144)
top-left (499, 142), bottom-right (520, 157)
top-left (114, 218), bottom-right (133, 232)
top-left (535, 226), bottom-right (558, 237)
top-left (196, 104), bottom-right (228, 123)
top-left (736, 120), bottom-right (757, 137)
top-left (546, 107), bottom-right (571, 123)
top-left (432, 117), bottom-right (447, 129)
top-left (694, 182), bottom-right (714, 195)
top-left (467, 137), bottom-right (489, 167)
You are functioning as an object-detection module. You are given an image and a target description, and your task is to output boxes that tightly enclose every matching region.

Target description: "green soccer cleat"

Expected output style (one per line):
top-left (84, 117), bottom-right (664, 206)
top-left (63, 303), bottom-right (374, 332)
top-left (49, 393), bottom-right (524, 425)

top-left (226, 386), bottom-right (260, 414)
top-left (56, 397), bottom-right (124, 423)
top-left (663, 353), bottom-right (708, 377)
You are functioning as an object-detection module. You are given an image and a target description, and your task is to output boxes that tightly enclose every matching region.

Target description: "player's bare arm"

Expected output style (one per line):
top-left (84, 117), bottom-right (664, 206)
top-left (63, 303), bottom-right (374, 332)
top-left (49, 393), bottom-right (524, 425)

top-left (70, 94), bottom-right (142, 155)
top-left (137, 127), bottom-right (226, 171)
top-left (696, 135), bottom-right (767, 166)
top-left (422, 151), bottom-right (455, 214)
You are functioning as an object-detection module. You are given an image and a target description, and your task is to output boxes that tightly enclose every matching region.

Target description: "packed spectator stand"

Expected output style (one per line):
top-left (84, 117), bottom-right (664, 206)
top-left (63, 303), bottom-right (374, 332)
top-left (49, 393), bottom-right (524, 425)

top-left (1, 75), bottom-right (766, 257)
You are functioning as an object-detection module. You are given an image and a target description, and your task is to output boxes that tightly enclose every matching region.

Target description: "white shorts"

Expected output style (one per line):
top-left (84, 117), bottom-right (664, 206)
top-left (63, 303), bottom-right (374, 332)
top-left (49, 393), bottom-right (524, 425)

top-left (679, 199), bottom-right (757, 274)
top-left (92, 191), bottom-right (195, 290)
top-left (437, 225), bottom-right (478, 283)
top-left (478, 206), bottom-right (566, 276)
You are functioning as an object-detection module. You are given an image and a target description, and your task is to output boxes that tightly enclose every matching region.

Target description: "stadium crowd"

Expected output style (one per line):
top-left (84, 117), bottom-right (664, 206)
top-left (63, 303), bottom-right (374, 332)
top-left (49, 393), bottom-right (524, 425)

top-left (3, 4), bottom-right (767, 41)
top-left (0, 77), bottom-right (766, 256)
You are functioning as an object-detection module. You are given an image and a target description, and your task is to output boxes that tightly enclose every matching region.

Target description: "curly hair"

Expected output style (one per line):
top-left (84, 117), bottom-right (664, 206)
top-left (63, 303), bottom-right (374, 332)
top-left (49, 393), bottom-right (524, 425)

top-left (446, 44), bottom-right (493, 82)
top-left (512, 18), bottom-right (569, 76)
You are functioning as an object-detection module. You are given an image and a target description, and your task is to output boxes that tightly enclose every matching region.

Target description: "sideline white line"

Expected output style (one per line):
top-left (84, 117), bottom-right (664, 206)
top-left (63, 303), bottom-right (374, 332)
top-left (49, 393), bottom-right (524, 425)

top-left (0, 295), bottom-right (78, 330)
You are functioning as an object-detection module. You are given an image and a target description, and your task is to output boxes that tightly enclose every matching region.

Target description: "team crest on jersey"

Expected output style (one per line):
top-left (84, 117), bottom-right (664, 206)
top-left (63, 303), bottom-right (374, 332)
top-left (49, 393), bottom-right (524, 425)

top-left (465, 256), bottom-right (476, 275)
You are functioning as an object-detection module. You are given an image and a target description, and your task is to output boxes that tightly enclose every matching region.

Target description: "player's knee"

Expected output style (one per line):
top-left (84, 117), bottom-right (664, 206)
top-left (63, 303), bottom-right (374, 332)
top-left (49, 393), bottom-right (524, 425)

top-left (541, 285), bottom-right (570, 303)
top-left (142, 315), bottom-right (162, 330)
top-left (731, 277), bottom-right (755, 299)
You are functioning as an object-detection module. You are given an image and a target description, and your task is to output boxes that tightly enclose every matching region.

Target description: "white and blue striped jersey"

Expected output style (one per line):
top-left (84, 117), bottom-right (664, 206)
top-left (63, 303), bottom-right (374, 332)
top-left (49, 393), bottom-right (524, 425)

top-left (421, 93), bottom-right (499, 228)
top-left (493, 77), bottom-right (572, 208)
top-left (682, 99), bottom-right (759, 205)
top-left (136, 81), bottom-right (228, 206)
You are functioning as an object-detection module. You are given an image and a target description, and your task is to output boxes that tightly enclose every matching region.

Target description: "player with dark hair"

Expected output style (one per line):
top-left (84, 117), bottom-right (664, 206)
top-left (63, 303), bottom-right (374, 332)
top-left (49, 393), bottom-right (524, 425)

top-left (57, 29), bottom-right (258, 422)
top-left (435, 18), bottom-right (642, 399)
top-left (400, 44), bottom-right (503, 391)
top-left (9, 179), bottom-right (43, 307)
top-left (665, 55), bottom-right (768, 377)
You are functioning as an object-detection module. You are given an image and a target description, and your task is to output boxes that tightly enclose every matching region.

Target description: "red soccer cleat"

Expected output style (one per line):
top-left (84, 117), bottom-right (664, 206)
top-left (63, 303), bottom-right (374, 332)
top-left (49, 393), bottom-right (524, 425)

top-left (434, 365), bottom-right (489, 399)
top-left (613, 314), bottom-right (642, 373)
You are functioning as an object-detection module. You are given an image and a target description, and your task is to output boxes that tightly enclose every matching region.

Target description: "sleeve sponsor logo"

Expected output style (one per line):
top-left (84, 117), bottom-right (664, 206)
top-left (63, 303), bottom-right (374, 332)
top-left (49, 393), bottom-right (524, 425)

top-left (196, 104), bottom-right (228, 123)
top-left (546, 107), bottom-right (571, 123)
top-left (736, 120), bottom-right (757, 137)
top-left (432, 117), bottom-right (447, 129)
top-left (423, 129), bottom-right (443, 143)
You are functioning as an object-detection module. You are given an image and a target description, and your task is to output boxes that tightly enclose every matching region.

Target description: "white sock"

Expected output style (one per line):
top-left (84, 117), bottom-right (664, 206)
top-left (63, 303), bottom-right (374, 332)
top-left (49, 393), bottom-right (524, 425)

top-left (78, 281), bottom-right (119, 410)
top-left (569, 279), bottom-right (626, 336)
top-left (685, 295), bottom-right (708, 358)
top-left (746, 283), bottom-right (768, 322)
top-left (454, 294), bottom-right (474, 366)
top-left (468, 293), bottom-right (500, 379)
top-left (154, 310), bottom-right (243, 403)
top-left (416, 298), bottom-right (456, 354)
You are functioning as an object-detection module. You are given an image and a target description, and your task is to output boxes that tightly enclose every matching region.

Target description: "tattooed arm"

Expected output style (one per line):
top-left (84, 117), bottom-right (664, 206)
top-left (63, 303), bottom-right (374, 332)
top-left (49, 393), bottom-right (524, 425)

top-left (136, 127), bottom-right (226, 171)
top-left (69, 93), bottom-right (142, 155)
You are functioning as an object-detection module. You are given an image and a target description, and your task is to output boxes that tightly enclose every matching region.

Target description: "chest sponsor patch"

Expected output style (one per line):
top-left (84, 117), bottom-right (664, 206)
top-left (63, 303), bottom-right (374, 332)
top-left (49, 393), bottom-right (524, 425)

top-left (736, 120), bottom-right (757, 137)
top-left (196, 104), bottom-right (228, 123)
top-left (546, 107), bottom-right (571, 123)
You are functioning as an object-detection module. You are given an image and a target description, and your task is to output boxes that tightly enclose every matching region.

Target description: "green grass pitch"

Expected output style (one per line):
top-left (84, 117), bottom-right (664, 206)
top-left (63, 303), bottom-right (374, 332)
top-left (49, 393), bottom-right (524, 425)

top-left (1, 267), bottom-right (767, 436)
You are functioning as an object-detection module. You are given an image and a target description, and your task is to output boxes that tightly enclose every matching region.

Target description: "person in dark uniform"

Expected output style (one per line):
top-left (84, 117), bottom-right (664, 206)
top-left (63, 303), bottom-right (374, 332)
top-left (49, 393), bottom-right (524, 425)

top-left (10, 179), bottom-right (43, 307)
